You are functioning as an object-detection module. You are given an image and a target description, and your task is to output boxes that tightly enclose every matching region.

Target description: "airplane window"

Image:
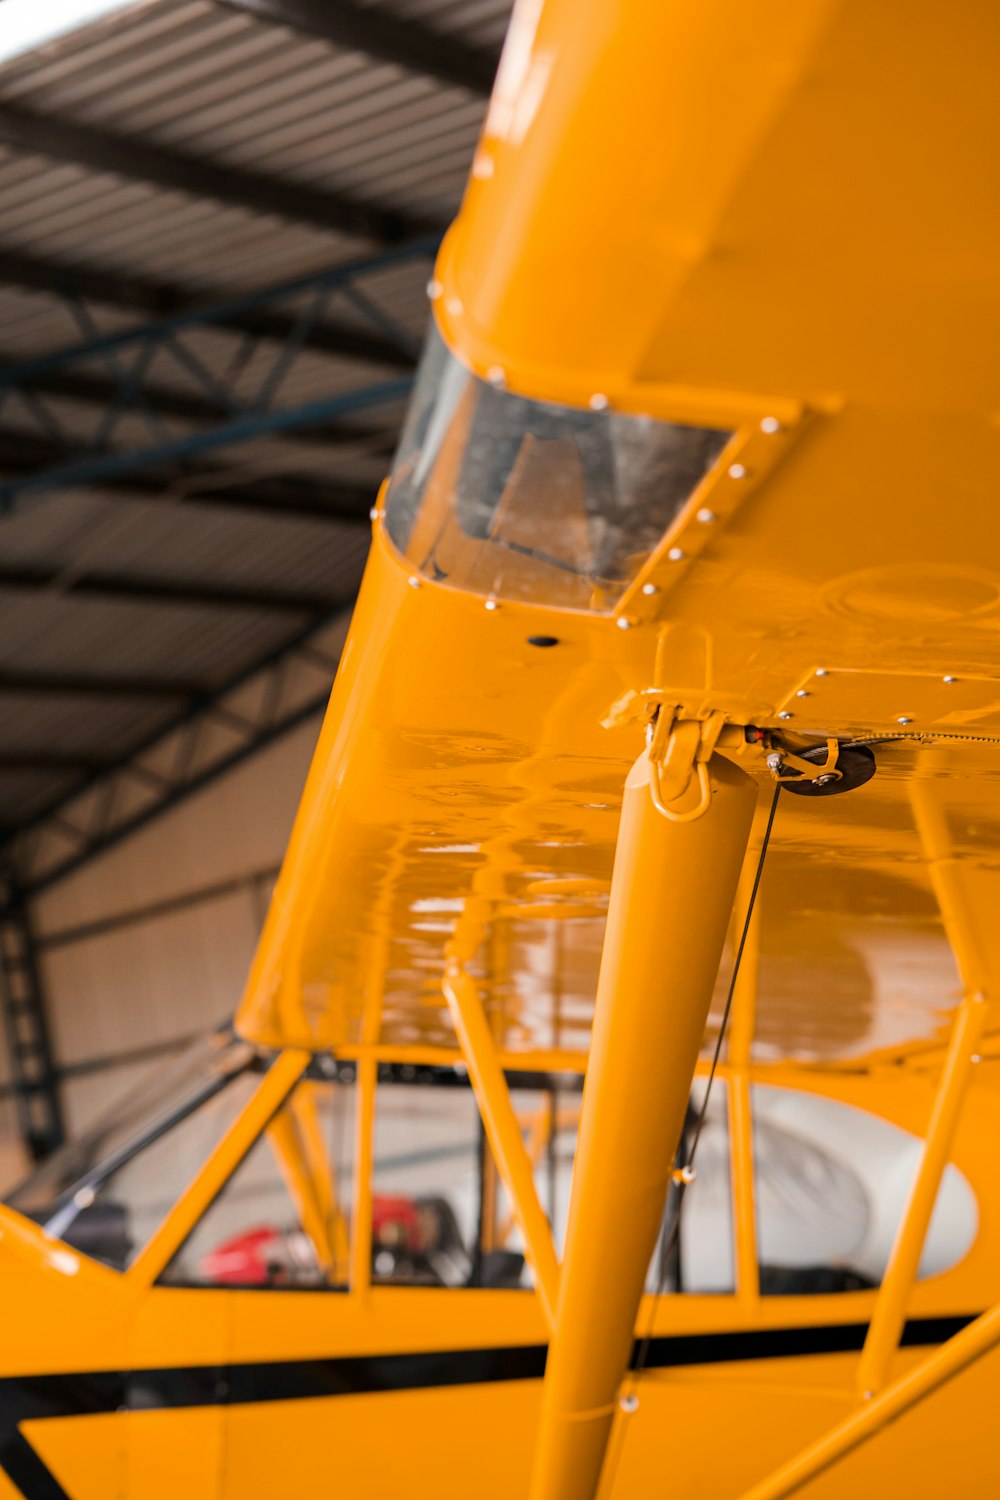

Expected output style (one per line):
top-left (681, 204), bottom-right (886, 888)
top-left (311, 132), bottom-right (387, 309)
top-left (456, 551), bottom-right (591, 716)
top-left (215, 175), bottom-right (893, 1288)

top-left (384, 324), bottom-right (732, 611)
top-left (647, 1081), bottom-right (735, 1295)
top-left (372, 1075), bottom-right (480, 1287)
top-left (4, 1033), bottom-right (265, 1271)
top-left (370, 1067), bottom-right (582, 1291)
top-left (5, 1030), bottom-right (253, 1223)
top-left (42, 1068), bottom-right (261, 1271)
top-left (159, 1068), bottom-right (355, 1289)
top-left (752, 1086), bottom-right (978, 1293)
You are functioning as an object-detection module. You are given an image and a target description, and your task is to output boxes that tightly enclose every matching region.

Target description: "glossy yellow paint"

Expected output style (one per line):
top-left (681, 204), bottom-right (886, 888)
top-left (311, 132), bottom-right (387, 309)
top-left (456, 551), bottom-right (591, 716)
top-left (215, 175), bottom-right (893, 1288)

top-left (5, 0), bottom-right (1000, 1495)
top-left (531, 750), bottom-right (757, 1499)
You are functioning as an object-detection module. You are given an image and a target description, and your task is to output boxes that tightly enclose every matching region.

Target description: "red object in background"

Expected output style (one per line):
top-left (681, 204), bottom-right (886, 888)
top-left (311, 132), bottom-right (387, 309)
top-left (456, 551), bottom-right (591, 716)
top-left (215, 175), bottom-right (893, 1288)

top-left (371, 1194), bottom-right (421, 1251)
top-left (200, 1225), bottom-right (279, 1284)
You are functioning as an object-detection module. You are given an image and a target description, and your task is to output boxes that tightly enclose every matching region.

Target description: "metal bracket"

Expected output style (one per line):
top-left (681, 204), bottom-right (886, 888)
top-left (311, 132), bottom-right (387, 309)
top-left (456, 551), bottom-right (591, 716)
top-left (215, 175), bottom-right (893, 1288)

top-left (764, 735), bottom-right (843, 788)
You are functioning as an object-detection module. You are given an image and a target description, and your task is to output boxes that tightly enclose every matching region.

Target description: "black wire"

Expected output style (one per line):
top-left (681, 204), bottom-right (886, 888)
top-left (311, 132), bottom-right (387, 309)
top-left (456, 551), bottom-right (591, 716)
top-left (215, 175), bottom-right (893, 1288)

top-left (629, 780), bottom-right (782, 1383)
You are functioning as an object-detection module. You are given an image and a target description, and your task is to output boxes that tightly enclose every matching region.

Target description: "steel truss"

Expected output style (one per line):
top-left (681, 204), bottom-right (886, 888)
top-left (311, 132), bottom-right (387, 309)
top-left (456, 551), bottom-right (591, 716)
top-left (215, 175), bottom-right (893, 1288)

top-left (0, 893), bottom-right (64, 1161)
top-left (0, 240), bottom-right (436, 516)
top-left (1, 608), bottom-right (353, 897)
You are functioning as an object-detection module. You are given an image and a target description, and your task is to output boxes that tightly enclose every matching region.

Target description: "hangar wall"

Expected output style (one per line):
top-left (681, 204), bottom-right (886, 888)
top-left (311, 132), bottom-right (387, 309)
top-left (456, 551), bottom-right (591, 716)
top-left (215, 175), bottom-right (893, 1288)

top-left (0, 711), bottom-right (326, 1192)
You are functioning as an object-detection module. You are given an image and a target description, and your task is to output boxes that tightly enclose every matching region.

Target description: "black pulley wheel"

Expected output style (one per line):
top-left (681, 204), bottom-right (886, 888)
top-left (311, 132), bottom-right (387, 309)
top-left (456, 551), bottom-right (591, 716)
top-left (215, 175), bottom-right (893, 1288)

top-left (781, 743), bottom-right (876, 797)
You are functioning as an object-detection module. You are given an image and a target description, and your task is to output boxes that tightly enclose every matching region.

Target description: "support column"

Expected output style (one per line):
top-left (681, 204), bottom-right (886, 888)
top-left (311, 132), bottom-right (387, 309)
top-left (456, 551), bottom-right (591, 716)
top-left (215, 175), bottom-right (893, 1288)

top-left (855, 780), bottom-right (990, 1395)
top-left (0, 889), bottom-right (64, 1162)
top-left (529, 747), bottom-right (757, 1500)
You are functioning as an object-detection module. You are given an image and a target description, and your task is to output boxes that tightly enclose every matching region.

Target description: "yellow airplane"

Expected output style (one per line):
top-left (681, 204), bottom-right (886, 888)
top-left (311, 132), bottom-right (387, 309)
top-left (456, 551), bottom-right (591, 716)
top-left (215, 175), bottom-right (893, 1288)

top-left (3, 0), bottom-right (1000, 1495)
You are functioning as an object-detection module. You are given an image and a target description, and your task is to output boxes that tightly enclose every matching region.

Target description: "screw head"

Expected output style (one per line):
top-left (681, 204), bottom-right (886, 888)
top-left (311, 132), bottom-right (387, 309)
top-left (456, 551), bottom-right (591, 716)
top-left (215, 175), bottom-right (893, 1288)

top-left (943, 675), bottom-right (957, 684)
top-left (484, 598), bottom-right (498, 612)
top-left (897, 715), bottom-right (913, 725)
top-left (760, 416), bottom-right (782, 434)
top-left (616, 616), bottom-right (633, 631)
top-left (620, 1394), bottom-right (640, 1413)
top-left (641, 582), bottom-right (659, 596)
top-left (796, 689), bottom-right (809, 698)
top-left (766, 752), bottom-right (784, 772)
top-left (816, 668), bottom-right (828, 678)
top-left (407, 575), bottom-right (421, 590)
top-left (728, 463), bottom-right (748, 480)
top-left (814, 773), bottom-right (837, 787)
top-left (696, 507), bottom-right (717, 524)
top-left (369, 505), bottom-right (380, 522)
top-left (486, 365), bottom-right (506, 389)
top-left (589, 392), bottom-right (610, 412)
top-left (667, 547), bottom-right (685, 562)
top-left (426, 278), bottom-right (443, 299)
top-left (778, 710), bottom-right (793, 720)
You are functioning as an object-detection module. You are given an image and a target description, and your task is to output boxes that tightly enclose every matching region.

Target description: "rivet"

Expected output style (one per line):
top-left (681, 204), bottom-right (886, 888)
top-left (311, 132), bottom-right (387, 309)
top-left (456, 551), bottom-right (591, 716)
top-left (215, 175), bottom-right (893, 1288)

top-left (862, 1390), bottom-right (874, 1402)
top-left (972, 1054), bottom-right (982, 1063)
top-left (616, 616), bottom-right (633, 630)
top-left (589, 392), bottom-right (610, 412)
top-left (445, 296), bottom-right (463, 317)
top-left (728, 463), bottom-right (748, 479)
top-left (672, 1165), bottom-right (696, 1185)
top-left (484, 598), bottom-right (498, 612)
top-left (897, 715), bottom-right (913, 725)
top-left (487, 365), bottom-right (506, 389)
top-left (696, 507), bottom-right (717, 524)
top-left (369, 505), bottom-right (380, 522)
top-left (796, 690), bottom-right (809, 698)
top-left (816, 668), bottom-right (828, 678)
top-left (620, 1394), bottom-right (640, 1413)
top-left (943, 675), bottom-right (957, 684)
top-left (407, 575), bottom-right (421, 590)
top-left (760, 416), bottom-right (782, 434)
top-left (667, 547), bottom-right (685, 562)
top-left (641, 582), bottom-right (659, 596)
top-left (426, 278), bottom-right (443, 299)
top-left (778, 711), bottom-right (793, 720)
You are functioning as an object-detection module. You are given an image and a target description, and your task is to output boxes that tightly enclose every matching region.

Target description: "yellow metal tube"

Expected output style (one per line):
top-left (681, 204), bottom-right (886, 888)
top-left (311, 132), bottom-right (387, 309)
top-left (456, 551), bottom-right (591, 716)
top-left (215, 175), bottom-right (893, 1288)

top-left (856, 781), bottom-right (991, 1395)
top-left (529, 748), bottom-right (757, 1500)
top-left (855, 986), bottom-right (987, 1395)
top-left (130, 1048), bottom-right (309, 1284)
top-left (740, 1298), bottom-right (1000, 1500)
top-left (728, 864), bottom-right (762, 1308)
top-left (444, 964), bottom-right (561, 1332)
top-left (350, 1056), bottom-right (377, 1297)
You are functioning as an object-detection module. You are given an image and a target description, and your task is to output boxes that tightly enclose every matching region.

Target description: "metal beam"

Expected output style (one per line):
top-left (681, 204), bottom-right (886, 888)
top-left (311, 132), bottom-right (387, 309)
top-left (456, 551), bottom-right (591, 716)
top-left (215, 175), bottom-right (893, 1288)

top-left (0, 669), bottom-right (209, 701)
top-left (0, 247), bottom-right (416, 371)
top-left (529, 747), bottom-right (757, 1500)
top-left (0, 429), bottom-right (376, 524)
top-left (0, 564), bottom-right (340, 616)
top-left (0, 374), bottom-right (412, 510)
top-left (738, 1301), bottom-right (1000, 1500)
top-left (3, 363), bottom-right (398, 449)
top-left (1, 607), bottom-right (352, 893)
top-left (0, 101), bottom-right (433, 242)
top-left (0, 895), bottom-right (64, 1161)
top-left (215, 0), bottom-right (499, 96)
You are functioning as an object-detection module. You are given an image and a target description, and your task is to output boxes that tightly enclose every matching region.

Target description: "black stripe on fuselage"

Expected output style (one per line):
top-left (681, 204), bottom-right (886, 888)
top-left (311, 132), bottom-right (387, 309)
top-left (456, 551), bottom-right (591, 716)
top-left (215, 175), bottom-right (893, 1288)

top-left (0, 1315), bottom-right (976, 1499)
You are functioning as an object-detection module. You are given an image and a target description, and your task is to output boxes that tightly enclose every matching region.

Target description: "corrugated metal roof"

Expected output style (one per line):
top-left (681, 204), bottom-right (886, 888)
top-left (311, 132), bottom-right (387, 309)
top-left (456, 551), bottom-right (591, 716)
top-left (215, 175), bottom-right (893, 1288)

top-left (0, 0), bottom-right (512, 847)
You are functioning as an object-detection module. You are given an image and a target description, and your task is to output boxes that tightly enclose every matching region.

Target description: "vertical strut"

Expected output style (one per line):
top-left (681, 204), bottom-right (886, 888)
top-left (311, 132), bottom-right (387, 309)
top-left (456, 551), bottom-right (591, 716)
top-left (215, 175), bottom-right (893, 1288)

top-left (856, 780), bottom-right (989, 1395)
top-left (0, 890), bottom-right (64, 1162)
top-left (529, 747), bottom-right (757, 1500)
top-left (728, 857), bottom-right (762, 1308)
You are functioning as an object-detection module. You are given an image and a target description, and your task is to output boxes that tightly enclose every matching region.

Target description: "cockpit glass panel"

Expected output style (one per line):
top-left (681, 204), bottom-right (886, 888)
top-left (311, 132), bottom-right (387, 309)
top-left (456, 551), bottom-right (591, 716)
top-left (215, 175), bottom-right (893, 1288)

top-left (384, 325), bottom-right (732, 610)
top-left (159, 1069), bottom-right (355, 1289)
top-left (4, 1032), bottom-right (268, 1271)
